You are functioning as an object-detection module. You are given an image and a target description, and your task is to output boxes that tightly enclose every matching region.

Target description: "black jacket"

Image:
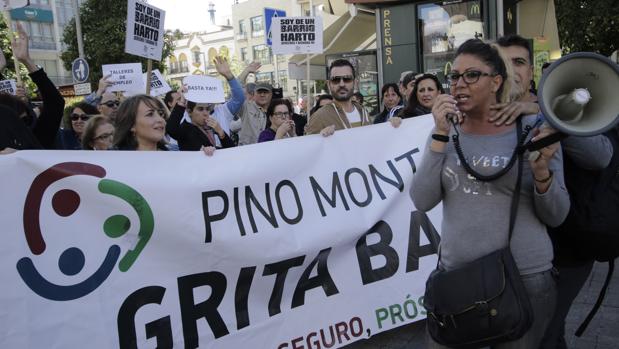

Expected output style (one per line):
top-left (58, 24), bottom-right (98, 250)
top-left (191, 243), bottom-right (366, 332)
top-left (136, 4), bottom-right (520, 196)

top-left (166, 105), bottom-right (235, 151)
top-left (0, 68), bottom-right (64, 150)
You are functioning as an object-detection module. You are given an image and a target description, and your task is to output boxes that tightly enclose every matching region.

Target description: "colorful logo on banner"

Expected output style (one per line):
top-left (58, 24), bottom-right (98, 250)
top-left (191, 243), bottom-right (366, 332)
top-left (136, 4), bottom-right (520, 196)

top-left (16, 162), bottom-right (154, 301)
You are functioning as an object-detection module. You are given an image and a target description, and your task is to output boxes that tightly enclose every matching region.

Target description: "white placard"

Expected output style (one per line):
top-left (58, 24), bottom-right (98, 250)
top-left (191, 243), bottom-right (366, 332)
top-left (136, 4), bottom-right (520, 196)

top-left (0, 116), bottom-right (441, 349)
top-left (143, 69), bottom-right (171, 97)
top-left (101, 63), bottom-right (143, 92)
top-left (182, 75), bottom-right (225, 103)
top-left (271, 16), bottom-right (323, 55)
top-left (124, 0), bottom-right (166, 61)
top-left (0, 79), bottom-right (17, 95)
top-left (73, 82), bottom-right (92, 96)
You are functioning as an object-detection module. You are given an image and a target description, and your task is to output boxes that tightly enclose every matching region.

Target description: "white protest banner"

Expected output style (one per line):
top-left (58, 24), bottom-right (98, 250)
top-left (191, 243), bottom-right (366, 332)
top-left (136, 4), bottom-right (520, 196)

top-left (125, 0), bottom-right (166, 61)
top-left (102, 63), bottom-right (143, 92)
top-left (0, 79), bottom-right (16, 94)
top-left (143, 69), bottom-right (171, 97)
top-left (183, 75), bottom-right (225, 103)
top-left (0, 116), bottom-right (442, 349)
top-left (271, 16), bottom-right (323, 55)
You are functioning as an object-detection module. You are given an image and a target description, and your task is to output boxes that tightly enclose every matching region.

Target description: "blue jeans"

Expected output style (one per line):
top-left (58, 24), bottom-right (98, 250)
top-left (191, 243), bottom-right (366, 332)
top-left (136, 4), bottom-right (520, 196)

top-left (427, 269), bottom-right (557, 349)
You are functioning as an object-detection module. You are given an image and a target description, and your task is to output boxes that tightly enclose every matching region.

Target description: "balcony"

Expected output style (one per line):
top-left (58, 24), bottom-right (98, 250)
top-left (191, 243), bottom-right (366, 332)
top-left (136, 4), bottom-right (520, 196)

top-left (236, 32), bottom-right (248, 41)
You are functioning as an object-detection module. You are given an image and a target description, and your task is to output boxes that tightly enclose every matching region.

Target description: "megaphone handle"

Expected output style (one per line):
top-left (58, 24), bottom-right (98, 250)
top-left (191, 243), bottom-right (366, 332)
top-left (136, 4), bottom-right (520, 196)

top-left (520, 132), bottom-right (567, 153)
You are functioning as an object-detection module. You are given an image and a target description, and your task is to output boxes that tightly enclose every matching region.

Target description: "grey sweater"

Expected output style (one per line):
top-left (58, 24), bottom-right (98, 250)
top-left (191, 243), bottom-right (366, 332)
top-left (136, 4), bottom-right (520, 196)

top-left (411, 115), bottom-right (570, 275)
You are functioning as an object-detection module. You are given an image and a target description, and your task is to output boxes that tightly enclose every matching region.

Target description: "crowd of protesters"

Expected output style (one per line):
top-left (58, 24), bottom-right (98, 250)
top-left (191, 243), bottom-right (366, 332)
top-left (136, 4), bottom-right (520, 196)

top-left (1, 23), bottom-right (617, 349)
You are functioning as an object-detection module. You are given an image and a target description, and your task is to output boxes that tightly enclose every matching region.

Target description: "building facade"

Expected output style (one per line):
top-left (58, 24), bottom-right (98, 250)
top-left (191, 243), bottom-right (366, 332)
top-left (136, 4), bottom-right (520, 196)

top-left (9, 0), bottom-right (84, 86)
top-left (166, 28), bottom-right (236, 87)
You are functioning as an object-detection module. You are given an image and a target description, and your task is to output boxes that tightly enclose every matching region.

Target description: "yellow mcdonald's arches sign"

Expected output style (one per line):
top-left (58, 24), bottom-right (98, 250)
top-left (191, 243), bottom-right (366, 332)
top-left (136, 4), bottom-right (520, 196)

top-left (471, 3), bottom-right (480, 16)
top-left (444, 61), bottom-right (453, 76)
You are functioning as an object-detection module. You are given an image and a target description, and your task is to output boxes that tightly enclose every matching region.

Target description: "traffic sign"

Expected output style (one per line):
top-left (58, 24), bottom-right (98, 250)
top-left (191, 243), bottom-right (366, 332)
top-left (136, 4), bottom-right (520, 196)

top-left (74, 82), bottom-right (92, 96)
top-left (265, 7), bottom-right (286, 47)
top-left (71, 58), bottom-right (89, 83)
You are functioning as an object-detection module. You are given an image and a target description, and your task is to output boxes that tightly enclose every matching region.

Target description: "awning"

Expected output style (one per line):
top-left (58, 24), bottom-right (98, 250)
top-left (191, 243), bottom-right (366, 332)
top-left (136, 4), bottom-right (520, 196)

top-left (288, 9), bottom-right (376, 79)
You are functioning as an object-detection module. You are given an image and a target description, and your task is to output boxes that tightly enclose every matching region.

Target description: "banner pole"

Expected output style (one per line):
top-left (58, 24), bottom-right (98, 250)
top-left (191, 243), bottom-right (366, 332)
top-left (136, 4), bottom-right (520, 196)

top-left (306, 0), bottom-right (314, 116)
top-left (2, 10), bottom-right (22, 85)
top-left (146, 59), bottom-right (152, 95)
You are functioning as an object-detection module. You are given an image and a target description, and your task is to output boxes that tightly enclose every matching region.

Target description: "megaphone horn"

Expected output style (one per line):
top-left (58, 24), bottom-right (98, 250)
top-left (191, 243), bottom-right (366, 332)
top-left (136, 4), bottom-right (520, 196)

top-left (538, 52), bottom-right (619, 137)
top-left (522, 52), bottom-right (619, 157)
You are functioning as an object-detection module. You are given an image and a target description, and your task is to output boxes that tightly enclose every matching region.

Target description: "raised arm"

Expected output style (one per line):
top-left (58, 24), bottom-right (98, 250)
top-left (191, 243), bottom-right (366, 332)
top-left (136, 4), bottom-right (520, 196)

top-left (213, 56), bottom-right (245, 116)
top-left (12, 22), bottom-right (64, 149)
top-left (237, 61), bottom-right (261, 84)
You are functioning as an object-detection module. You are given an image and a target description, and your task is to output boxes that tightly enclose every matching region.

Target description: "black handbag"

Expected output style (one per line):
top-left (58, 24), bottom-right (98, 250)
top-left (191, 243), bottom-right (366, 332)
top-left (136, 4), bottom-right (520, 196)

top-left (423, 120), bottom-right (534, 348)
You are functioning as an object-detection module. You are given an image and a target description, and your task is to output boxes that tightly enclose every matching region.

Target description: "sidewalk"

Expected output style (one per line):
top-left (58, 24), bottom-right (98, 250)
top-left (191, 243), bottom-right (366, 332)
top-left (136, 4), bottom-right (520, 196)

top-left (346, 261), bottom-right (619, 348)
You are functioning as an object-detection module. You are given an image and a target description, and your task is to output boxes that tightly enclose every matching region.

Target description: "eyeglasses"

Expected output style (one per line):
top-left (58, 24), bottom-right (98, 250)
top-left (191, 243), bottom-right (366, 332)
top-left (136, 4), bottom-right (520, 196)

top-left (329, 75), bottom-right (354, 84)
top-left (70, 113), bottom-right (90, 121)
top-left (447, 70), bottom-right (496, 85)
top-left (101, 100), bottom-right (120, 108)
top-left (94, 132), bottom-right (114, 141)
top-left (272, 111), bottom-right (290, 118)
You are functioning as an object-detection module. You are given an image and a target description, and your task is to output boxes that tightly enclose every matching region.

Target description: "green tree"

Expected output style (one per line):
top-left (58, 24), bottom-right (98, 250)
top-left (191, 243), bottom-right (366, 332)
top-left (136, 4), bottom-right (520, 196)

top-left (61, 0), bottom-right (175, 86)
top-left (0, 18), bottom-right (37, 97)
top-left (554, 0), bottom-right (618, 55)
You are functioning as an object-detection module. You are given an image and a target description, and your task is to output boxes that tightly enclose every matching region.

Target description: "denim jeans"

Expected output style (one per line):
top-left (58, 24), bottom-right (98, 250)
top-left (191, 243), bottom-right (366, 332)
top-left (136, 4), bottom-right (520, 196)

top-left (427, 269), bottom-right (557, 349)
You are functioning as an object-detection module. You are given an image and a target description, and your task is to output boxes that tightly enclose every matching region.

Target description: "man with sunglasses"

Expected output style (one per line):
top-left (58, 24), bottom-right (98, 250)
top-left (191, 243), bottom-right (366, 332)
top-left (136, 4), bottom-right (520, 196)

top-left (306, 59), bottom-right (370, 135)
top-left (98, 93), bottom-right (121, 123)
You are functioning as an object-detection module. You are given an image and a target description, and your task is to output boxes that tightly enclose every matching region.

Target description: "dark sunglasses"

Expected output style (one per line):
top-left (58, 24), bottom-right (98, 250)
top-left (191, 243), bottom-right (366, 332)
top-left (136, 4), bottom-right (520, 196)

top-left (329, 75), bottom-right (354, 84)
top-left (70, 113), bottom-right (90, 121)
top-left (447, 70), bottom-right (496, 85)
top-left (101, 100), bottom-right (120, 108)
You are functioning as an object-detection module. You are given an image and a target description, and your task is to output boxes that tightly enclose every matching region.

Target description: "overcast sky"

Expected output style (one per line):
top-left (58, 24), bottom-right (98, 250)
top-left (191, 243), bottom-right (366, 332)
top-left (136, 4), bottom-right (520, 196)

top-left (147, 0), bottom-right (234, 32)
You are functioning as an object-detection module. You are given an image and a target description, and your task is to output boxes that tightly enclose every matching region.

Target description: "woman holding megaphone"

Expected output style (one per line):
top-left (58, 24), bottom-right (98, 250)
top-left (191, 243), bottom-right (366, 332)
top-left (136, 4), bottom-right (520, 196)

top-left (411, 39), bottom-right (569, 349)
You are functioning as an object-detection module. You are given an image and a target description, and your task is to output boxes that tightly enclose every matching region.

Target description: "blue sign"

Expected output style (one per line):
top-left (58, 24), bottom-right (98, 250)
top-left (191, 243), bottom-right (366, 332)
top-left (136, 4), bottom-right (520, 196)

top-left (71, 58), bottom-right (89, 83)
top-left (265, 8), bottom-right (286, 47)
top-left (10, 8), bottom-right (54, 23)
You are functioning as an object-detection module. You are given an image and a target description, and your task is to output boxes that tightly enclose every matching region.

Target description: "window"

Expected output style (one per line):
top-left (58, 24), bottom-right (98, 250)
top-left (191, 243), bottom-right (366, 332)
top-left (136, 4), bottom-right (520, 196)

top-left (20, 21), bottom-right (55, 50)
top-left (252, 44), bottom-right (271, 64)
top-left (179, 53), bottom-right (189, 73)
top-left (239, 19), bottom-right (246, 34)
top-left (169, 56), bottom-right (179, 74)
top-left (250, 16), bottom-right (263, 37)
top-left (208, 48), bottom-right (217, 63)
top-left (279, 70), bottom-right (288, 91)
top-left (192, 48), bottom-right (202, 65)
top-left (255, 72), bottom-right (274, 84)
top-left (219, 46), bottom-right (230, 59)
top-left (240, 47), bottom-right (248, 62)
top-left (418, 1), bottom-right (485, 74)
top-left (36, 60), bottom-right (57, 76)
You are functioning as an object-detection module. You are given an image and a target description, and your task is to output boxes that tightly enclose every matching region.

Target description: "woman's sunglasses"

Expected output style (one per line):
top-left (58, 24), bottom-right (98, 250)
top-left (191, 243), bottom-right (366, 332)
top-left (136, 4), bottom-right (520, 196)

top-left (70, 113), bottom-right (90, 121)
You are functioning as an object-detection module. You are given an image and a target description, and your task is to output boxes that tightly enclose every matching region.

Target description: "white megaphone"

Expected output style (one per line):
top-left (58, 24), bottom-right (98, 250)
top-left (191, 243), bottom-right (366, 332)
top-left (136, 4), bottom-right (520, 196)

top-left (538, 52), bottom-right (619, 136)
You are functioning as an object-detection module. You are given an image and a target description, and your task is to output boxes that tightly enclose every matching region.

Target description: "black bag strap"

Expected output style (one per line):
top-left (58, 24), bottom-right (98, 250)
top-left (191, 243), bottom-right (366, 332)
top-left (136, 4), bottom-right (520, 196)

top-left (507, 119), bottom-right (524, 241)
top-left (451, 118), bottom-right (533, 182)
top-left (437, 120), bottom-right (525, 264)
top-left (575, 259), bottom-right (615, 337)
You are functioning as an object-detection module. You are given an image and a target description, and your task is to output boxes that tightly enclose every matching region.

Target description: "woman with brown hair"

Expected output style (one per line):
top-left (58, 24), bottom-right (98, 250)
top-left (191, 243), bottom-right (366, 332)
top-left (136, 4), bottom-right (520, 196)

top-left (398, 74), bottom-right (445, 118)
top-left (113, 95), bottom-right (168, 151)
